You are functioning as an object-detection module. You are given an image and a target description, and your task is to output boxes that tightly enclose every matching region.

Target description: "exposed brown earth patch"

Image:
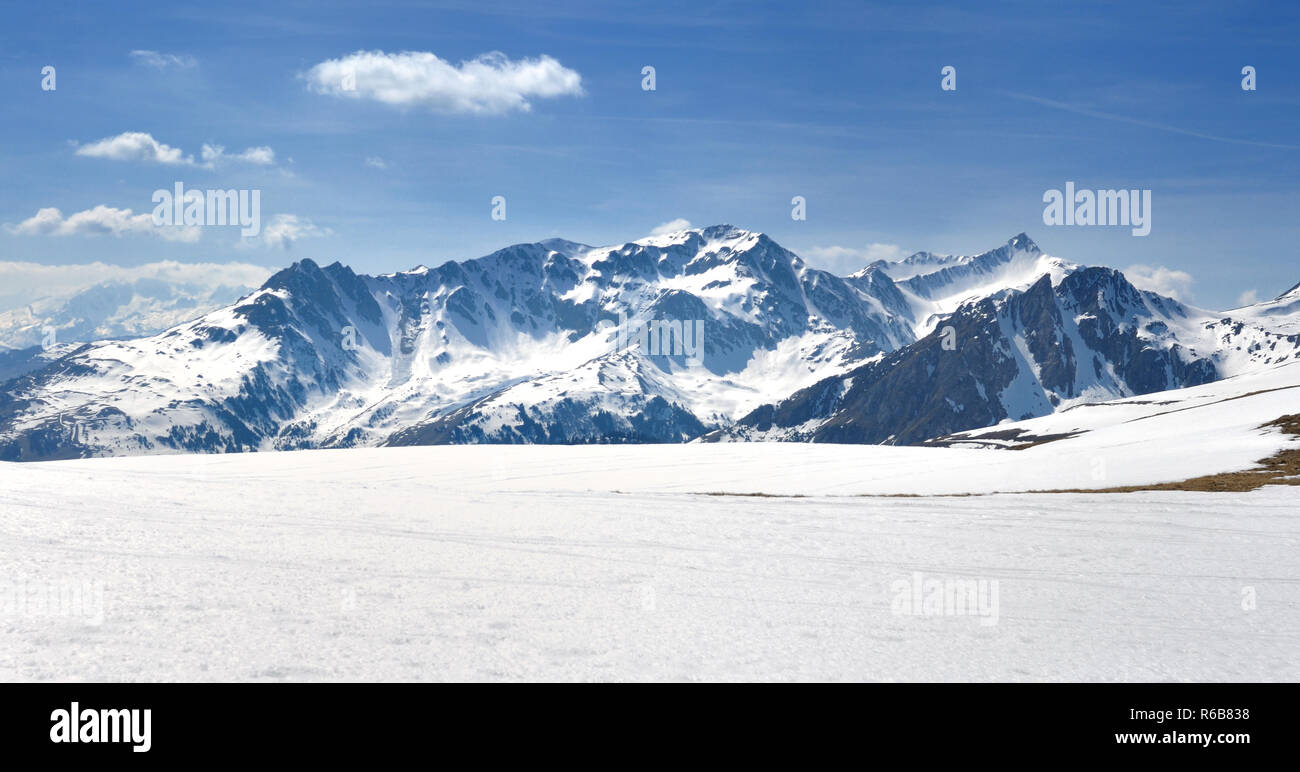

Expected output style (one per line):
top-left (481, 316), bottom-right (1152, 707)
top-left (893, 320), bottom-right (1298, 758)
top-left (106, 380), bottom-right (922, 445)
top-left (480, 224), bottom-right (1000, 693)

top-left (1040, 413), bottom-right (1300, 494)
top-left (686, 414), bottom-right (1300, 498)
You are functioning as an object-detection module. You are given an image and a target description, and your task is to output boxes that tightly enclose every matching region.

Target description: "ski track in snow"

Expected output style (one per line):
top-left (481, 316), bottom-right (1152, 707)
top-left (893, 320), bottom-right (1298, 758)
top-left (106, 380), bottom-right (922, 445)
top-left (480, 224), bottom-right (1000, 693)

top-left (1, 445), bottom-right (1297, 682)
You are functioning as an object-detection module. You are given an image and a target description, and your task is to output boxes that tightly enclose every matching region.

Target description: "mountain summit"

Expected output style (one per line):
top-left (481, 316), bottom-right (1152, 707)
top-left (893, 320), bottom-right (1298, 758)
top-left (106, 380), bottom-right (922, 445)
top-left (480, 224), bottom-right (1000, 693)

top-left (1, 227), bottom-right (1296, 460)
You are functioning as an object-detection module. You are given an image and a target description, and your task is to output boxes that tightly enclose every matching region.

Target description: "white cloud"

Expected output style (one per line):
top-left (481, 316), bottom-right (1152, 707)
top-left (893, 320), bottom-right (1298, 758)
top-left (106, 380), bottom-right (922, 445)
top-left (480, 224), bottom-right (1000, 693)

top-left (237, 147), bottom-right (275, 165)
top-left (1124, 264), bottom-right (1195, 301)
top-left (129, 50), bottom-right (197, 69)
top-left (7, 206), bottom-right (200, 242)
top-left (648, 218), bottom-right (692, 237)
top-left (75, 131), bottom-right (189, 164)
top-left (364, 156), bottom-right (389, 169)
top-left (76, 132), bottom-right (275, 168)
top-left (201, 144), bottom-right (276, 166)
top-left (802, 243), bottom-right (907, 275)
top-left (304, 50), bottom-right (584, 114)
top-left (0, 260), bottom-right (272, 311)
top-left (245, 214), bottom-right (331, 250)
top-left (1236, 289), bottom-right (1259, 307)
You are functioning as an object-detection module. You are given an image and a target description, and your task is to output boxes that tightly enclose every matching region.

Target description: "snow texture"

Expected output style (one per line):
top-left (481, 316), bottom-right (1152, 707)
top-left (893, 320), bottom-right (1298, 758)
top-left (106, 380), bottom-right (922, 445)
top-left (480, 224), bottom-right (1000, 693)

top-left (2, 360), bottom-right (1297, 681)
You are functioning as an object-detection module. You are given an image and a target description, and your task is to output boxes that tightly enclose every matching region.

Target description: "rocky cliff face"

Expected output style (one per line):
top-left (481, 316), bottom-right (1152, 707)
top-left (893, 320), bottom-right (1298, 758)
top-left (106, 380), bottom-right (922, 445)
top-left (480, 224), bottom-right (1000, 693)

top-left (705, 267), bottom-right (1290, 444)
top-left (1, 227), bottom-right (1295, 460)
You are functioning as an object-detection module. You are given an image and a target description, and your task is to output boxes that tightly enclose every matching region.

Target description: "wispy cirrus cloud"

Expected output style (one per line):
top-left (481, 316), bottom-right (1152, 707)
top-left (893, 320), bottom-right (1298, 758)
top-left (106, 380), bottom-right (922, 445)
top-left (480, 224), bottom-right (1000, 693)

top-left (304, 50), bottom-right (584, 114)
top-left (6, 205), bottom-right (201, 242)
top-left (129, 49), bottom-right (197, 69)
top-left (74, 132), bottom-right (275, 168)
top-left (1003, 91), bottom-right (1300, 150)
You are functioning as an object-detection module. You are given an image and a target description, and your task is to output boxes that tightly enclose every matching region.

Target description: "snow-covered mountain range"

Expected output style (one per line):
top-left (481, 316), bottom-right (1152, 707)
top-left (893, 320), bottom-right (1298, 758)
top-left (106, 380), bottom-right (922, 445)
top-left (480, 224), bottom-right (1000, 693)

top-left (1, 225), bottom-right (1296, 460)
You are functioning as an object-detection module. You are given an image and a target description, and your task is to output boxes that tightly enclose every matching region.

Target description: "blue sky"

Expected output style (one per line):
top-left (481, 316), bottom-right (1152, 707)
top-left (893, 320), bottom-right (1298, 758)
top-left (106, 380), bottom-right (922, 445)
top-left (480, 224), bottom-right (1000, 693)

top-left (2, 0), bottom-right (1297, 309)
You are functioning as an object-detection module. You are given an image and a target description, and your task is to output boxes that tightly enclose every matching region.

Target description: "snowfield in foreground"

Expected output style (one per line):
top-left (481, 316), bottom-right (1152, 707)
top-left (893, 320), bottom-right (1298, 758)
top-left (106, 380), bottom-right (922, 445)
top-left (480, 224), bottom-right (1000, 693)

top-left (2, 361), bottom-right (1298, 681)
top-left (2, 362), bottom-right (1298, 681)
top-left (0, 461), bottom-right (1296, 682)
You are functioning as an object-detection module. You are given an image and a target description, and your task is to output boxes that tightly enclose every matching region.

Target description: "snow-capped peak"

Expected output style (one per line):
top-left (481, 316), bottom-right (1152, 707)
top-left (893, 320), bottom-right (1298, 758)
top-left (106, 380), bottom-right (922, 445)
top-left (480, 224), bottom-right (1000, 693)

top-left (632, 223), bottom-right (760, 250)
top-left (863, 233), bottom-right (1043, 282)
top-left (857, 233), bottom-right (1074, 337)
top-left (4, 226), bottom-right (1294, 463)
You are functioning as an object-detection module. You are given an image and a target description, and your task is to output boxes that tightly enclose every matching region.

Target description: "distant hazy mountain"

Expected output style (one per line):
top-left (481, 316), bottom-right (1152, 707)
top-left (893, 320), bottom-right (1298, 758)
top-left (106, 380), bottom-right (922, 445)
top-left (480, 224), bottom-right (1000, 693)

top-left (0, 277), bottom-right (257, 352)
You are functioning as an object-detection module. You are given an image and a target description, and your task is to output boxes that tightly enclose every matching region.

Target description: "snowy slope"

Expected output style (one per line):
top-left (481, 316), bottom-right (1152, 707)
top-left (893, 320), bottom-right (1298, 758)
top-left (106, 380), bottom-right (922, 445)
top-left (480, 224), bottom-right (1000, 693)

top-left (363, 225), bottom-right (915, 445)
top-left (712, 265), bottom-right (1300, 445)
top-left (1221, 280), bottom-right (1300, 336)
top-left (0, 226), bottom-right (919, 459)
top-left (2, 363), bottom-right (1297, 680)
top-left (8, 356), bottom-right (1296, 496)
top-left (1, 226), bottom-right (1297, 460)
top-left (860, 233), bottom-right (1077, 337)
top-left (388, 356), bottom-right (1296, 495)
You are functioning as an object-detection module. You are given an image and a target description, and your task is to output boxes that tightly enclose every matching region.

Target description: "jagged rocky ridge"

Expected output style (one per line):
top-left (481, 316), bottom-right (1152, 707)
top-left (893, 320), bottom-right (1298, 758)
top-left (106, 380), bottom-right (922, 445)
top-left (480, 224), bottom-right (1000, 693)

top-left (0, 226), bottom-right (1296, 459)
